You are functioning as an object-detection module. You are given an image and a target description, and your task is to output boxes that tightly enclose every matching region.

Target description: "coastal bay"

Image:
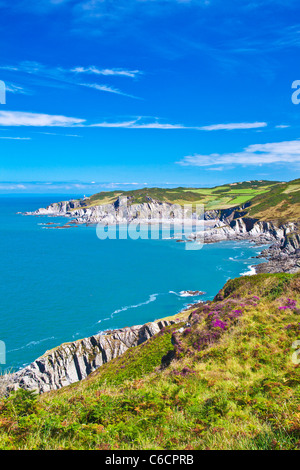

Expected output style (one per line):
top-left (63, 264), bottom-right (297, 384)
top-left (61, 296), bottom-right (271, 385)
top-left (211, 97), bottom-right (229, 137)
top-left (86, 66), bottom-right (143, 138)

top-left (0, 195), bottom-right (268, 372)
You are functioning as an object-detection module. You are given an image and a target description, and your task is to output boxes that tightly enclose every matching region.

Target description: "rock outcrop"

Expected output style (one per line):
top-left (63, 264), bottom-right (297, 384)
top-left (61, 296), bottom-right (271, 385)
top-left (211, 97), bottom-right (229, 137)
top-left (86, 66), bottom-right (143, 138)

top-left (25, 197), bottom-right (204, 225)
top-left (256, 229), bottom-right (300, 274)
top-left (1, 320), bottom-right (176, 396)
top-left (25, 196), bottom-right (300, 274)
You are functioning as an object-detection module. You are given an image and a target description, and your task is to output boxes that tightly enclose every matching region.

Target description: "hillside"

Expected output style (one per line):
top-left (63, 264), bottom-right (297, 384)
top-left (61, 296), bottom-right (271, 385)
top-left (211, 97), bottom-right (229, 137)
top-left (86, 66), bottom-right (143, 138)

top-left (1, 273), bottom-right (300, 450)
top-left (247, 179), bottom-right (300, 223)
top-left (29, 179), bottom-right (300, 228)
top-left (78, 180), bottom-right (280, 211)
top-left (67, 179), bottom-right (300, 225)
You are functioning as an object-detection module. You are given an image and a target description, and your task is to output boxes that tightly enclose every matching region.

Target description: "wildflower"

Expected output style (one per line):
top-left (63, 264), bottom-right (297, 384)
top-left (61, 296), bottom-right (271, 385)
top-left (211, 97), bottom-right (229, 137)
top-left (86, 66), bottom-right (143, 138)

top-left (183, 328), bottom-right (192, 336)
top-left (211, 319), bottom-right (227, 330)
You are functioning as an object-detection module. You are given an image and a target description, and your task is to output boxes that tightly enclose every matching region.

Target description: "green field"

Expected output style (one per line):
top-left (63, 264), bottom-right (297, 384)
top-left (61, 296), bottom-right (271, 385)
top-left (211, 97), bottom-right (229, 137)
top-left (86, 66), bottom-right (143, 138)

top-left (75, 178), bottom-right (300, 223)
top-left (80, 180), bottom-right (280, 211)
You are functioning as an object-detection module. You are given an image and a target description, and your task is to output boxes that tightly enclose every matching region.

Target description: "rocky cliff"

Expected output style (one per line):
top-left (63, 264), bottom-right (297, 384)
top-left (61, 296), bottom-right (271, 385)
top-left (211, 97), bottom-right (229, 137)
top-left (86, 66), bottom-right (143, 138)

top-left (25, 197), bottom-right (204, 225)
top-left (1, 320), bottom-right (177, 395)
top-left (26, 196), bottom-right (300, 273)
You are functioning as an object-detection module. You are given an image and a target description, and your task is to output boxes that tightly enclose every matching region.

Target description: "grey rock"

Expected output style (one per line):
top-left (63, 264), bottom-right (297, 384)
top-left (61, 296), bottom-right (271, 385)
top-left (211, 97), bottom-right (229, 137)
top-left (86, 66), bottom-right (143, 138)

top-left (1, 320), bottom-right (176, 396)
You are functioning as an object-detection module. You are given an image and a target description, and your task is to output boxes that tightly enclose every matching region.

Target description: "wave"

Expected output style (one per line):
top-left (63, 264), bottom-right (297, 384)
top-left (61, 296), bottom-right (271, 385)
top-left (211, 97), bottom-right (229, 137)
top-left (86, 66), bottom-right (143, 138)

top-left (240, 265), bottom-right (256, 276)
top-left (7, 336), bottom-right (56, 354)
top-left (229, 254), bottom-right (244, 261)
top-left (97, 293), bottom-right (160, 323)
top-left (169, 290), bottom-right (204, 298)
top-left (97, 317), bottom-right (110, 324)
top-left (169, 290), bottom-right (190, 297)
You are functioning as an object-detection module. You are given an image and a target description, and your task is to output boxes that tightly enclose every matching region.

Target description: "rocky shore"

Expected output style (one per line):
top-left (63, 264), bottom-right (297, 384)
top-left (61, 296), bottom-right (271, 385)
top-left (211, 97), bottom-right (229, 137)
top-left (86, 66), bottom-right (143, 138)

top-left (9, 195), bottom-right (299, 396)
top-left (0, 319), bottom-right (178, 396)
top-left (24, 197), bottom-right (204, 226)
top-left (193, 208), bottom-right (300, 275)
top-left (25, 196), bottom-right (300, 275)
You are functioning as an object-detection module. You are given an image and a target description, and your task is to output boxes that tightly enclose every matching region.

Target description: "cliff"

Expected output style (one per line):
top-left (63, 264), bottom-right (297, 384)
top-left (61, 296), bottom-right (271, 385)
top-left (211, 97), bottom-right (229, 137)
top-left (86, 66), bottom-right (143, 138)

top-left (1, 272), bottom-right (300, 450)
top-left (26, 191), bottom-right (300, 274)
top-left (1, 320), bottom-right (178, 395)
top-left (25, 197), bottom-right (205, 225)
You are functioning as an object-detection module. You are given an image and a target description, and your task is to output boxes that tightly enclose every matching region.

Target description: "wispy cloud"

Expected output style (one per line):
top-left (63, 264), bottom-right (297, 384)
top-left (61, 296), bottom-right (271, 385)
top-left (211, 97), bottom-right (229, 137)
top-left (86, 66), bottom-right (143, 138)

top-left (0, 111), bottom-right (84, 127)
top-left (80, 83), bottom-right (141, 99)
top-left (91, 118), bottom-right (268, 130)
top-left (90, 119), bottom-right (185, 129)
top-left (199, 122), bottom-right (267, 131)
top-left (72, 66), bottom-right (142, 78)
top-left (0, 61), bottom-right (142, 99)
top-left (0, 111), bottom-right (270, 131)
top-left (37, 131), bottom-right (82, 137)
top-left (5, 83), bottom-right (31, 95)
top-left (0, 136), bottom-right (31, 140)
top-left (177, 140), bottom-right (300, 167)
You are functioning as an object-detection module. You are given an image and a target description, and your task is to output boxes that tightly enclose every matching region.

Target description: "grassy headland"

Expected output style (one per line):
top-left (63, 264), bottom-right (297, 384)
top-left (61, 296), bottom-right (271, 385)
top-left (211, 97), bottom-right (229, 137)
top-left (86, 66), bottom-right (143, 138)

top-left (72, 178), bottom-right (300, 226)
top-left (1, 273), bottom-right (299, 450)
top-left (79, 180), bottom-right (279, 211)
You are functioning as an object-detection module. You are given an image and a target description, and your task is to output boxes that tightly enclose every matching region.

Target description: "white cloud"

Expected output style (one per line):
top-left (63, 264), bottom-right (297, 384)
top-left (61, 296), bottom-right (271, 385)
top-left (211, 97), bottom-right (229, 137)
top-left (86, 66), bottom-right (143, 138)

top-left (80, 83), bottom-right (141, 99)
top-left (5, 83), bottom-right (30, 95)
top-left (0, 136), bottom-right (31, 140)
top-left (91, 119), bottom-right (185, 129)
top-left (0, 111), bottom-right (85, 127)
top-left (91, 118), bottom-right (267, 130)
top-left (0, 111), bottom-right (270, 133)
top-left (72, 66), bottom-right (142, 78)
top-left (177, 140), bottom-right (300, 167)
top-left (37, 131), bottom-right (81, 137)
top-left (198, 122), bottom-right (267, 131)
top-left (91, 120), bottom-right (140, 128)
top-left (0, 61), bottom-right (142, 99)
top-left (205, 166), bottom-right (224, 171)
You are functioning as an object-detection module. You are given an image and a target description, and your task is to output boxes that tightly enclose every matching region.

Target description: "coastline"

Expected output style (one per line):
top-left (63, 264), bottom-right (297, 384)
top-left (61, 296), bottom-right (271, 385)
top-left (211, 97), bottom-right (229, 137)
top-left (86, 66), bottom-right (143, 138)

top-left (5, 196), bottom-right (299, 395)
top-left (0, 235), bottom-right (271, 396)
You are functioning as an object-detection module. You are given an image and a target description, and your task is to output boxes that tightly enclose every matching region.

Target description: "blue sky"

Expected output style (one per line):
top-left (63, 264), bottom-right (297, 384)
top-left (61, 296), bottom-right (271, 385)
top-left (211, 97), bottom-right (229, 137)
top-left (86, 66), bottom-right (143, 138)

top-left (1, 0), bottom-right (300, 193)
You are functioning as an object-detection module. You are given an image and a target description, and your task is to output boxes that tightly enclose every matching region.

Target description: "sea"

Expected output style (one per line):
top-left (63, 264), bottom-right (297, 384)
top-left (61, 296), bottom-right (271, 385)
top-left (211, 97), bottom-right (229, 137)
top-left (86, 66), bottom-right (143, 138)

top-left (0, 195), bottom-right (269, 371)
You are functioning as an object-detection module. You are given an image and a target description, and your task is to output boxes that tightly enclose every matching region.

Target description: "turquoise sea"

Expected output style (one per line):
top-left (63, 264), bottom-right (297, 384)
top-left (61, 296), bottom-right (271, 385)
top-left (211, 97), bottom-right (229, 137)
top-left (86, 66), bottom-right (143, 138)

top-left (0, 195), bottom-right (268, 371)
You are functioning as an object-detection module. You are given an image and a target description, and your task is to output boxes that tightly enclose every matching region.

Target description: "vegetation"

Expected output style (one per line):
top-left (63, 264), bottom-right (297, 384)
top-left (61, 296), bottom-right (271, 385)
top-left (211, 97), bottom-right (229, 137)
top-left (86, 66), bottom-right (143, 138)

top-left (79, 180), bottom-right (280, 211)
top-left (1, 273), bottom-right (300, 450)
top-left (247, 179), bottom-right (300, 223)
top-left (74, 178), bottom-right (300, 224)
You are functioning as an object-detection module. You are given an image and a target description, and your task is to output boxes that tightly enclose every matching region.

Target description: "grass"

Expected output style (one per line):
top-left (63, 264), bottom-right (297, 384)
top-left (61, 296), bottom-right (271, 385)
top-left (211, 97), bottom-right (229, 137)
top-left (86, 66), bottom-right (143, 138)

top-left (49, 178), bottom-right (300, 224)
top-left (54, 178), bottom-right (300, 224)
top-left (1, 272), bottom-right (300, 449)
top-left (78, 181), bottom-right (281, 212)
top-left (247, 180), bottom-right (300, 223)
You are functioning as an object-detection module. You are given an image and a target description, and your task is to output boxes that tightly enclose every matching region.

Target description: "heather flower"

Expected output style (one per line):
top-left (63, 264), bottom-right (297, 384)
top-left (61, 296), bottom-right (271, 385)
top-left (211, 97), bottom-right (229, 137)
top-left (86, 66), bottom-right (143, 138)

top-left (211, 319), bottom-right (227, 330)
top-left (183, 328), bottom-right (192, 336)
top-left (286, 299), bottom-right (297, 308)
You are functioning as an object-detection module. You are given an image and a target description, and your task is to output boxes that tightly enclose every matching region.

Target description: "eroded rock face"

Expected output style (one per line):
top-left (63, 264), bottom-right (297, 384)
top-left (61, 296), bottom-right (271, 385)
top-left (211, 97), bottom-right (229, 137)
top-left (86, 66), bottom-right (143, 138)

top-left (1, 320), bottom-right (175, 395)
top-left (25, 198), bottom-right (203, 225)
